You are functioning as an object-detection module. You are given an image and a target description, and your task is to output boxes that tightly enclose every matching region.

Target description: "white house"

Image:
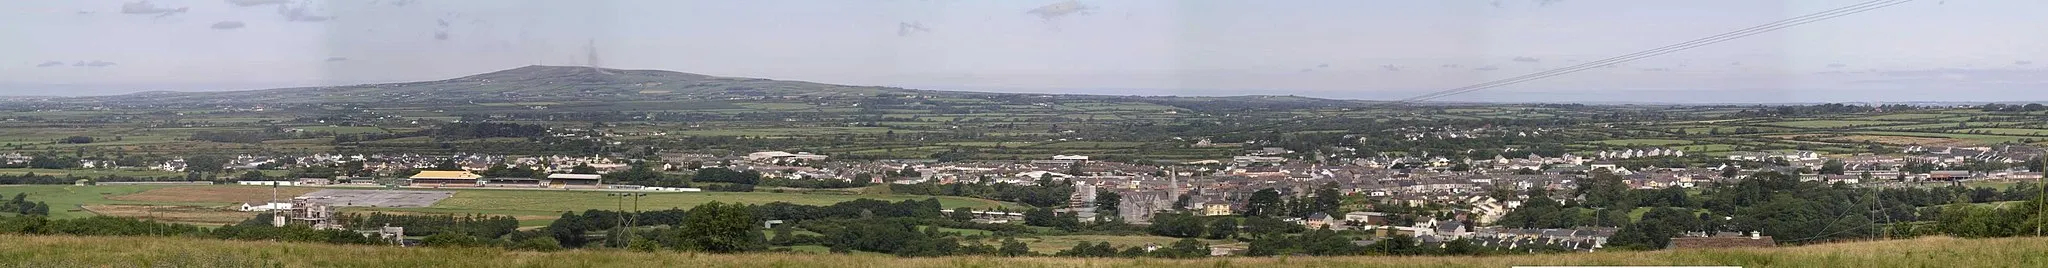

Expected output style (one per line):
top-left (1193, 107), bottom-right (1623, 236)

top-left (239, 202), bottom-right (294, 212)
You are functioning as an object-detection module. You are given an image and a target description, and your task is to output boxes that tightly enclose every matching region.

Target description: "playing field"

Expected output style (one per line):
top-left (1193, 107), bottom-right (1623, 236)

top-left (109, 186), bottom-right (320, 204)
top-left (0, 185), bottom-right (195, 219)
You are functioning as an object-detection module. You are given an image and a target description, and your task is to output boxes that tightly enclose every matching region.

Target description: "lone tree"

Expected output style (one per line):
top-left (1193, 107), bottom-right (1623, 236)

top-left (674, 201), bottom-right (764, 253)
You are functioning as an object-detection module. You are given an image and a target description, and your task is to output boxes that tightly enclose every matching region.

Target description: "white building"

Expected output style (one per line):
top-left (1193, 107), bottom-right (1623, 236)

top-left (239, 202), bottom-right (294, 212)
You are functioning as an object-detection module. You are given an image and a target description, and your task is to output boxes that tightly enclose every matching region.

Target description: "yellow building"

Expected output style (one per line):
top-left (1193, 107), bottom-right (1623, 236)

top-left (410, 170), bottom-right (482, 186)
top-left (1203, 203), bottom-right (1233, 216)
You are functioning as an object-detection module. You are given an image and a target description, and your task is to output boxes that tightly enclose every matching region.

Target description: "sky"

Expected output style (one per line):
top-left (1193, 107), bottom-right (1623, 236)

top-left (2, 0), bottom-right (2046, 103)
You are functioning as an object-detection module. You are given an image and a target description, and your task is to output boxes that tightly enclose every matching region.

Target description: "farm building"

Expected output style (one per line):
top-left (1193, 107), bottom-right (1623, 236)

top-left (409, 171), bottom-right (483, 187)
top-left (546, 174), bottom-right (603, 188)
top-left (239, 202), bottom-right (294, 212)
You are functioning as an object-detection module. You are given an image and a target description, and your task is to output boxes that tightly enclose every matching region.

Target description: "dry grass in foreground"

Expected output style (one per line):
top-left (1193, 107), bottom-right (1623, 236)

top-left (108, 186), bottom-right (319, 204)
top-left (2, 235), bottom-right (2047, 267)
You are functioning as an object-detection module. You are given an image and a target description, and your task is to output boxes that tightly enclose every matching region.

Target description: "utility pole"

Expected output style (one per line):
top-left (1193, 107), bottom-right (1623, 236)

top-left (609, 193), bottom-right (626, 248)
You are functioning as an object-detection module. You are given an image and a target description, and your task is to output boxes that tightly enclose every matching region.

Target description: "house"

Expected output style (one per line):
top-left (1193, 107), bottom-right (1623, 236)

top-left (1304, 212), bottom-right (1336, 229)
top-left (1202, 203), bottom-right (1233, 216)
top-left (1929, 170), bottom-right (1975, 181)
top-left (239, 202), bottom-right (293, 212)
top-left (1344, 212), bottom-right (1391, 227)
top-left (546, 173), bottom-right (604, 188)
top-left (409, 171), bottom-right (483, 187)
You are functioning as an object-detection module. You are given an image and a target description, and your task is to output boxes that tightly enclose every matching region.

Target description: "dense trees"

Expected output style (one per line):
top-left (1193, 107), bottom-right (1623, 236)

top-left (1146, 213), bottom-right (1206, 238)
top-left (672, 201), bottom-right (765, 253)
top-left (691, 167), bottom-right (762, 185)
top-left (3, 193), bottom-right (49, 216)
top-left (1245, 189), bottom-right (1284, 217)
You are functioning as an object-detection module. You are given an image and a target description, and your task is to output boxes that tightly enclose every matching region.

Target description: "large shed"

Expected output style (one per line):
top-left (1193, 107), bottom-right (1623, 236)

top-left (547, 173), bottom-right (604, 188)
top-left (410, 171), bottom-right (483, 187)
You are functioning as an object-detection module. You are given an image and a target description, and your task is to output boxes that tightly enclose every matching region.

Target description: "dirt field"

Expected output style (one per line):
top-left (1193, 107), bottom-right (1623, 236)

top-left (82, 205), bottom-right (256, 225)
top-left (1826, 135), bottom-right (1973, 146)
top-left (108, 186), bottom-right (319, 204)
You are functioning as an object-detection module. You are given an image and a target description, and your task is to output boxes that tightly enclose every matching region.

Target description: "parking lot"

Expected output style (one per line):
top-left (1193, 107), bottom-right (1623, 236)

top-left (296, 189), bottom-right (455, 208)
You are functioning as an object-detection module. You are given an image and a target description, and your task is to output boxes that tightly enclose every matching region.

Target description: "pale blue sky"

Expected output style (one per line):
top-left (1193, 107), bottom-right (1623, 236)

top-left (2, 0), bottom-right (2045, 102)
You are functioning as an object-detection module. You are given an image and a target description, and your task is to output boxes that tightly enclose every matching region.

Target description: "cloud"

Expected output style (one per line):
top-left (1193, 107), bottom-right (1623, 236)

top-left (1382, 65), bottom-right (1400, 71)
top-left (1511, 56), bottom-right (1540, 63)
top-left (210, 21), bottom-right (246, 30)
top-left (1730, 62), bottom-right (1742, 66)
top-left (437, 19), bottom-right (451, 27)
top-left (1027, 1), bottom-right (1089, 21)
top-left (1827, 63), bottom-right (1847, 68)
top-left (277, 3), bottom-right (333, 22)
top-left (2018, 61), bottom-right (2034, 65)
top-left (225, 0), bottom-right (290, 7)
top-left (73, 61), bottom-right (116, 68)
top-left (434, 31), bottom-right (450, 40)
top-left (1439, 64), bottom-right (1461, 68)
top-left (1640, 68), bottom-right (1671, 72)
top-left (1472, 66), bottom-right (1499, 71)
top-left (326, 57), bottom-right (349, 62)
top-left (37, 61), bottom-right (65, 68)
top-left (1316, 63), bottom-right (1329, 69)
top-left (1535, 0), bottom-right (1565, 6)
top-left (898, 22), bottom-right (931, 37)
top-left (120, 1), bottom-right (188, 17)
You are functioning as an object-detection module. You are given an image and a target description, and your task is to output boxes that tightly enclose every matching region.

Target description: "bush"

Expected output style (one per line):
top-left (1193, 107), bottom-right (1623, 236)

top-left (421, 233), bottom-right (486, 248)
top-left (509, 237), bottom-right (564, 252)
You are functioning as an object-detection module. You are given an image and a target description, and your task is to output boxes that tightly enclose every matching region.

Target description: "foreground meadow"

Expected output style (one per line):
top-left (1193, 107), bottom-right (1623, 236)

top-left (0, 235), bottom-right (2043, 267)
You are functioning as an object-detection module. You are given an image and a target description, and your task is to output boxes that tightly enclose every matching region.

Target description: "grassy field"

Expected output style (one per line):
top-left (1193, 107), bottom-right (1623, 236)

top-left (1764, 120), bottom-right (1901, 129)
top-left (2, 235), bottom-right (2045, 267)
top-left (0, 185), bottom-right (198, 219)
top-left (0, 168), bottom-right (187, 178)
top-left (1851, 131), bottom-right (2033, 145)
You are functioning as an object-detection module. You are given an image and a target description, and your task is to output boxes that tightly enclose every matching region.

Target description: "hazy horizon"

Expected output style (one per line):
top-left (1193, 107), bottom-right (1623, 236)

top-left (4, 0), bottom-right (2045, 103)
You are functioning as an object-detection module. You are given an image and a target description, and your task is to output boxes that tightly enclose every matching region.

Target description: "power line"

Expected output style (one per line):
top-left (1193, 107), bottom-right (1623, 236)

top-left (1400, 0), bottom-right (1915, 104)
top-left (1234, 0), bottom-right (1916, 133)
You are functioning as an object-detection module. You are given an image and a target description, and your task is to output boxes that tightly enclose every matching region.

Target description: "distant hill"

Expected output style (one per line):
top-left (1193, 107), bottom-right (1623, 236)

top-left (0, 234), bottom-right (2030, 267)
top-left (69, 65), bottom-right (937, 105)
top-left (54, 65), bottom-right (1357, 108)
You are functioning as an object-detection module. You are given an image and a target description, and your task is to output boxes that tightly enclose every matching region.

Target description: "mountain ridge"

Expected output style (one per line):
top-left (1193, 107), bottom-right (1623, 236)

top-left (45, 65), bottom-right (1355, 107)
